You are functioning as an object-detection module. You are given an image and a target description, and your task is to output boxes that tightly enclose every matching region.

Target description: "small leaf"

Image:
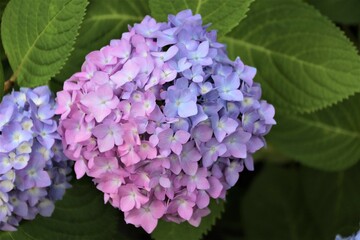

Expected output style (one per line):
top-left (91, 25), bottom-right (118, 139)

top-left (222, 0), bottom-right (360, 114)
top-left (242, 163), bottom-right (360, 240)
top-left (0, 178), bottom-right (121, 240)
top-left (268, 93), bottom-right (360, 171)
top-left (151, 200), bottom-right (225, 240)
top-left (1, 0), bottom-right (88, 87)
top-left (149, 0), bottom-right (254, 36)
top-left (308, 0), bottom-right (360, 24)
top-left (54, 0), bottom-right (149, 83)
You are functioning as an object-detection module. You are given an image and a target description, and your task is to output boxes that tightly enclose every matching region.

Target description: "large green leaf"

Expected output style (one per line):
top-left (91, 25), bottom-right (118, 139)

top-left (54, 0), bottom-right (149, 84)
top-left (268, 93), bottom-right (360, 171)
top-left (242, 163), bottom-right (360, 240)
top-left (0, 1), bottom-right (9, 61)
top-left (0, 0), bottom-right (8, 23)
top-left (1, 0), bottom-right (88, 87)
top-left (308, 0), bottom-right (360, 24)
top-left (0, 178), bottom-right (123, 240)
top-left (149, 0), bottom-right (254, 36)
top-left (222, 0), bottom-right (360, 114)
top-left (151, 200), bottom-right (225, 240)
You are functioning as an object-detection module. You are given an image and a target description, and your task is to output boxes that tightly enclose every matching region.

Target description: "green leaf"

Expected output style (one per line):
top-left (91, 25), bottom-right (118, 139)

top-left (0, 0), bottom-right (9, 19)
top-left (0, 178), bottom-right (122, 240)
top-left (1, 0), bottom-right (88, 87)
top-left (149, 0), bottom-right (254, 36)
top-left (54, 0), bottom-right (149, 82)
top-left (151, 200), bottom-right (225, 240)
top-left (0, 0), bottom-right (9, 61)
top-left (307, 0), bottom-right (360, 24)
top-left (242, 163), bottom-right (360, 240)
top-left (302, 168), bottom-right (360, 237)
top-left (268, 93), bottom-right (360, 171)
top-left (222, 0), bottom-right (360, 114)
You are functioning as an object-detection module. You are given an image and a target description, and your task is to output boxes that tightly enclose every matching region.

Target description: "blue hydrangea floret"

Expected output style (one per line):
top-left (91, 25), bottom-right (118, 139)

top-left (0, 86), bottom-right (71, 231)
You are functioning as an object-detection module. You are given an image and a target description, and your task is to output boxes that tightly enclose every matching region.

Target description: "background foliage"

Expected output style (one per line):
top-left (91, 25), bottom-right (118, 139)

top-left (0, 0), bottom-right (359, 239)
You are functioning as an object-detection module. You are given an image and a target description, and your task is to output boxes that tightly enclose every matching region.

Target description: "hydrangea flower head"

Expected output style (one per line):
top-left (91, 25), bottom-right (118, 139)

top-left (56, 9), bottom-right (275, 233)
top-left (0, 86), bottom-right (71, 231)
top-left (336, 230), bottom-right (360, 240)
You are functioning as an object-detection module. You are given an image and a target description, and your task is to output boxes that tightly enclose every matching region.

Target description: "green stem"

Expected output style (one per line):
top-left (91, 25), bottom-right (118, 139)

top-left (253, 144), bottom-right (290, 163)
top-left (4, 80), bottom-right (12, 92)
top-left (3, 73), bottom-right (16, 93)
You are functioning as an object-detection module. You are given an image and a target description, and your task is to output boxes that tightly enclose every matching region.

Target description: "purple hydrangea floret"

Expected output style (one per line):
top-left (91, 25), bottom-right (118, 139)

top-left (0, 86), bottom-right (71, 231)
top-left (56, 10), bottom-right (276, 233)
top-left (336, 230), bottom-right (360, 240)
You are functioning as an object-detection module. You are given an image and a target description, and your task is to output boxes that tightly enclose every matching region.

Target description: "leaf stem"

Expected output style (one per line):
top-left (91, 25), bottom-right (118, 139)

top-left (4, 74), bottom-right (16, 93)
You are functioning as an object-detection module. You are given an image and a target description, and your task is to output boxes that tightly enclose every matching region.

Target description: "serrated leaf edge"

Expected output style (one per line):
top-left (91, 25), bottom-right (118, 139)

top-left (1, 0), bottom-right (89, 88)
top-left (221, 0), bottom-right (360, 114)
top-left (48, 0), bottom-right (90, 87)
top-left (200, 200), bottom-right (226, 239)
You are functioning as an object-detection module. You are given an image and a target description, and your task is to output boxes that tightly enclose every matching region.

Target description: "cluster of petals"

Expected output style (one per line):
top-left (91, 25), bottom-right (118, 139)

top-left (56, 10), bottom-right (275, 233)
top-left (0, 86), bottom-right (71, 231)
top-left (336, 230), bottom-right (360, 240)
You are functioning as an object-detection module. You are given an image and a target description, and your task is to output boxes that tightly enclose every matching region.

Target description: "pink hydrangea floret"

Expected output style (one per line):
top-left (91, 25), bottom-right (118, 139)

top-left (56, 10), bottom-right (275, 233)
